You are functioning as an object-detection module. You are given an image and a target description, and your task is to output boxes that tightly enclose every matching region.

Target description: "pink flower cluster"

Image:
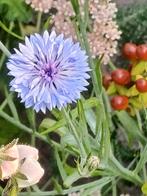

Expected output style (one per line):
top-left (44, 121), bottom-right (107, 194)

top-left (24, 0), bottom-right (121, 64)
top-left (52, 0), bottom-right (121, 64)
top-left (52, 0), bottom-right (77, 39)
top-left (25, 0), bottom-right (53, 13)
top-left (0, 139), bottom-right (44, 188)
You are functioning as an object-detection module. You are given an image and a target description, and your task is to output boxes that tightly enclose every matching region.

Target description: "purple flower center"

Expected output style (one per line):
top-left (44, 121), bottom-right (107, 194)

top-left (39, 65), bottom-right (58, 81)
top-left (45, 67), bottom-right (53, 77)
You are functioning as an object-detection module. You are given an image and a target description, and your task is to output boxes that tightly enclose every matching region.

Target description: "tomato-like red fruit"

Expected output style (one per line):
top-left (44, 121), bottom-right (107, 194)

top-left (102, 74), bottom-right (112, 89)
top-left (123, 43), bottom-right (137, 60)
top-left (111, 95), bottom-right (129, 110)
top-left (136, 44), bottom-right (147, 61)
top-left (111, 68), bottom-right (131, 85)
top-left (136, 78), bottom-right (147, 92)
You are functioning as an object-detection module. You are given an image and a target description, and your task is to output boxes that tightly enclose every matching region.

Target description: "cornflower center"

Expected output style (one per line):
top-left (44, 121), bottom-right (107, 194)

top-left (39, 64), bottom-right (58, 81)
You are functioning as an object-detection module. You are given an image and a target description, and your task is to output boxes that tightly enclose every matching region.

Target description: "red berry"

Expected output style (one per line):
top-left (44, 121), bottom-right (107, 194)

top-left (102, 74), bottom-right (112, 89)
top-left (111, 95), bottom-right (129, 110)
top-left (136, 78), bottom-right (147, 92)
top-left (123, 43), bottom-right (137, 60)
top-left (111, 68), bottom-right (131, 85)
top-left (136, 44), bottom-right (147, 61)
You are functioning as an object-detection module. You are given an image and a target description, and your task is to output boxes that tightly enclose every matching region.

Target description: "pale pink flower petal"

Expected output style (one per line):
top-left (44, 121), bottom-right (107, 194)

top-left (17, 158), bottom-right (44, 188)
top-left (1, 144), bottom-right (19, 180)
top-left (52, 0), bottom-right (77, 40)
top-left (17, 145), bottom-right (38, 160)
top-left (25, 0), bottom-right (53, 13)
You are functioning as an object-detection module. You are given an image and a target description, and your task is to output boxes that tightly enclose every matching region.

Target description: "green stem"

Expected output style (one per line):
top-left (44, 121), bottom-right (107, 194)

top-left (109, 154), bottom-right (142, 185)
top-left (0, 22), bottom-right (13, 70)
top-left (74, 1), bottom-right (101, 99)
top-left (0, 21), bottom-right (24, 40)
top-left (36, 12), bottom-right (42, 32)
top-left (0, 110), bottom-right (48, 143)
top-left (26, 109), bottom-right (37, 146)
top-left (62, 108), bottom-right (87, 162)
top-left (135, 109), bottom-right (143, 132)
top-left (0, 99), bottom-right (8, 110)
top-left (18, 22), bottom-right (25, 37)
top-left (80, 21), bottom-right (100, 98)
top-left (4, 87), bottom-right (19, 121)
top-left (83, 0), bottom-right (90, 29)
top-left (112, 179), bottom-right (117, 196)
top-left (77, 3), bottom-right (112, 164)
top-left (19, 177), bottom-right (112, 196)
top-left (143, 164), bottom-right (147, 182)
top-left (0, 41), bottom-right (11, 57)
top-left (63, 171), bottom-right (81, 187)
top-left (103, 156), bottom-right (138, 195)
top-left (108, 60), bottom-right (116, 70)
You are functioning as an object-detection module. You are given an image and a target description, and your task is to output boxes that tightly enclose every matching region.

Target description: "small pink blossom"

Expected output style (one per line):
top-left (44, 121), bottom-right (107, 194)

top-left (17, 158), bottom-right (44, 188)
top-left (0, 140), bottom-right (19, 180)
top-left (16, 145), bottom-right (44, 188)
top-left (0, 140), bottom-right (44, 188)
top-left (17, 145), bottom-right (38, 160)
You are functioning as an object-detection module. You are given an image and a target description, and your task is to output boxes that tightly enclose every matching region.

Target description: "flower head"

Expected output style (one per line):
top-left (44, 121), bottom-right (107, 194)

top-left (88, 155), bottom-right (100, 170)
top-left (7, 31), bottom-right (89, 113)
top-left (25, 0), bottom-right (53, 13)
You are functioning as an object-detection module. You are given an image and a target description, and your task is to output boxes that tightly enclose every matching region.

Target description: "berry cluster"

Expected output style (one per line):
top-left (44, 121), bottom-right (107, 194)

top-left (103, 43), bottom-right (147, 114)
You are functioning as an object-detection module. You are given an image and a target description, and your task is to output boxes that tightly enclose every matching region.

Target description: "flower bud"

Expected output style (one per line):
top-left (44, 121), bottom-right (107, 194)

top-left (88, 156), bottom-right (100, 170)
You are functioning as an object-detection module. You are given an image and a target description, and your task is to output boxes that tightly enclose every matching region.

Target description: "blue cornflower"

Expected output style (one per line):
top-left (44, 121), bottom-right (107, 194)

top-left (7, 31), bottom-right (90, 113)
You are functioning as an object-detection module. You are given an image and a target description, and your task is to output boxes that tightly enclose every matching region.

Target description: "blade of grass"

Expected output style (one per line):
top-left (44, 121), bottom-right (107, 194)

top-left (5, 87), bottom-right (19, 121)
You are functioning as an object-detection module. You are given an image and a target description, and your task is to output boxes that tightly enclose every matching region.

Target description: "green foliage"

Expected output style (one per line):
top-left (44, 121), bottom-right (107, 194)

top-left (0, 0), bottom-right (32, 22)
top-left (115, 111), bottom-right (146, 145)
top-left (0, 118), bottom-right (21, 144)
top-left (70, 0), bottom-right (80, 15)
top-left (142, 182), bottom-right (147, 195)
top-left (117, 3), bottom-right (147, 44)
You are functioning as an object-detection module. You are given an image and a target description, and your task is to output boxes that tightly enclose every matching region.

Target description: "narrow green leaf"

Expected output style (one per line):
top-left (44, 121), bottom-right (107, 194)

top-left (55, 148), bottom-right (67, 181)
top-left (134, 144), bottom-right (147, 174)
top-left (70, 0), bottom-right (80, 15)
top-left (41, 97), bottom-right (100, 135)
top-left (77, 100), bottom-right (91, 154)
top-left (109, 154), bottom-right (142, 185)
top-left (5, 88), bottom-right (19, 121)
top-left (52, 178), bottom-right (62, 194)
top-left (95, 57), bottom-right (103, 96)
top-left (18, 177), bottom-right (112, 196)
top-left (43, 16), bottom-right (52, 30)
